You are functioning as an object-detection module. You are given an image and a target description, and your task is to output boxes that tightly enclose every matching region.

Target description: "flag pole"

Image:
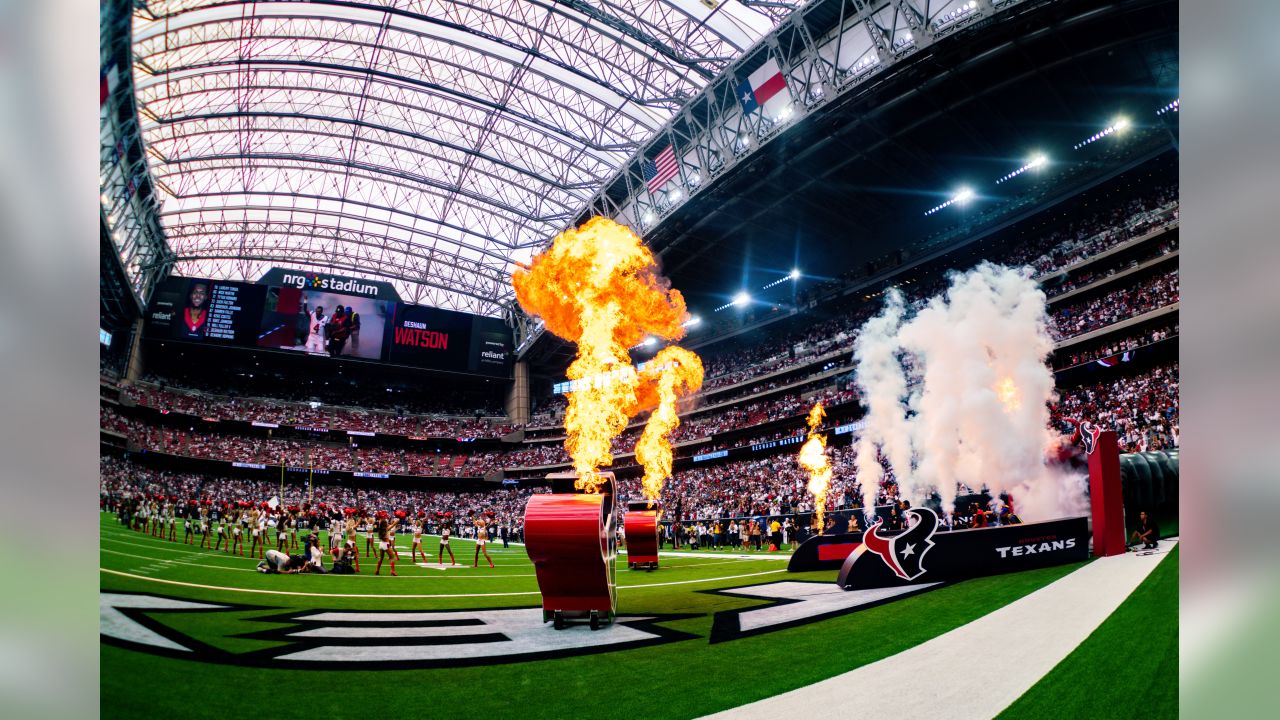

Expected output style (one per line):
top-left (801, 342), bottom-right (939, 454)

top-left (279, 453), bottom-right (284, 503)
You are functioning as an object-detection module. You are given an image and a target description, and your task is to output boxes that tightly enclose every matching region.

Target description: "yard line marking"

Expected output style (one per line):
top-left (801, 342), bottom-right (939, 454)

top-left (101, 549), bottom-right (538, 579)
top-left (100, 569), bottom-right (544, 598)
top-left (618, 569), bottom-right (787, 589)
top-left (100, 567), bottom-right (787, 596)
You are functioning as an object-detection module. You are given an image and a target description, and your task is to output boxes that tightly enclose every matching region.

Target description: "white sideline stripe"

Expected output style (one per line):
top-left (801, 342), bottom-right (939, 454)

top-left (700, 540), bottom-right (1178, 720)
top-left (657, 550), bottom-right (790, 561)
top-left (100, 567), bottom-right (786, 598)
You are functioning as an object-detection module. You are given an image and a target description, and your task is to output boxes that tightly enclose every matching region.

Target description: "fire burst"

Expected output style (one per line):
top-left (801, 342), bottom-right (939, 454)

top-left (633, 346), bottom-right (703, 500)
top-left (996, 376), bottom-right (1021, 413)
top-left (513, 217), bottom-right (695, 493)
top-left (798, 402), bottom-right (833, 531)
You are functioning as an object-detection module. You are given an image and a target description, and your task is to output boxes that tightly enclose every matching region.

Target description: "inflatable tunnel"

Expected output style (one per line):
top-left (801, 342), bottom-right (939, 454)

top-left (1119, 449), bottom-right (1179, 539)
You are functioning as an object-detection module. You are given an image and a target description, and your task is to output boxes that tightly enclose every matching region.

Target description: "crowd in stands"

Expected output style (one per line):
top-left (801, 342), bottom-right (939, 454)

top-left (102, 179), bottom-right (1180, 530)
top-left (1004, 188), bottom-right (1178, 275)
top-left (120, 383), bottom-right (513, 438)
top-left (99, 456), bottom-right (538, 533)
top-left (138, 371), bottom-right (506, 416)
top-left (1049, 268), bottom-right (1179, 340)
top-left (1044, 236), bottom-right (1178, 298)
top-left (102, 405), bottom-right (508, 476)
top-left (1052, 323), bottom-right (1178, 370)
top-left (1053, 363), bottom-right (1179, 452)
top-left (631, 186), bottom-right (1180, 410)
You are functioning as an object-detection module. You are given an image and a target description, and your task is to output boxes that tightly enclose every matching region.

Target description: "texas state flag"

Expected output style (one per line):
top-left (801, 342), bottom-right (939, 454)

top-left (736, 58), bottom-right (789, 117)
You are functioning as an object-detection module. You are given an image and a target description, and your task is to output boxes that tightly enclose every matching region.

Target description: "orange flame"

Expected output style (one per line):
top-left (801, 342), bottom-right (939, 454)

top-left (634, 346), bottom-right (704, 500)
top-left (996, 376), bottom-right (1021, 413)
top-left (798, 402), bottom-right (832, 530)
top-left (513, 217), bottom-right (689, 492)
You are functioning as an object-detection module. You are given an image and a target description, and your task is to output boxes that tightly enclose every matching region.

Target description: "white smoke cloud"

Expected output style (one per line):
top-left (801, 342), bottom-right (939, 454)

top-left (852, 288), bottom-right (909, 518)
top-left (852, 263), bottom-right (1088, 522)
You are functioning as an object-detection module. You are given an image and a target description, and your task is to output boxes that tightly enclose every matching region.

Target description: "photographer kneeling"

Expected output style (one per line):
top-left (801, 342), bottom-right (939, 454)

top-left (258, 534), bottom-right (327, 574)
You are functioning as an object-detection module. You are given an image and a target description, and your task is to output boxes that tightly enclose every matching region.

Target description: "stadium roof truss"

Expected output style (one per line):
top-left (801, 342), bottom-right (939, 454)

top-left (581, 0), bottom-right (1031, 233)
top-left (130, 0), bottom-right (801, 315)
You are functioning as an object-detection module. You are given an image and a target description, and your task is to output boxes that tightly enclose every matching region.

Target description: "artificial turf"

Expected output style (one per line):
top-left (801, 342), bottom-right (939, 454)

top-left (998, 545), bottom-right (1179, 719)
top-left (100, 513), bottom-right (1093, 719)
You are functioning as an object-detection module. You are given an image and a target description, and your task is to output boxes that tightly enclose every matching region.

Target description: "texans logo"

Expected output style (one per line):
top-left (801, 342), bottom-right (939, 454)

top-left (1079, 421), bottom-right (1102, 455)
top-left (861, 508), bottom-right (938, 581)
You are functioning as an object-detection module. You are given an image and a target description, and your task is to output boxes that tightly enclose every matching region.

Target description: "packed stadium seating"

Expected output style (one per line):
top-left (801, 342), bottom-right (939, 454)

top-left (102, 181), bottom-right (1179, 519)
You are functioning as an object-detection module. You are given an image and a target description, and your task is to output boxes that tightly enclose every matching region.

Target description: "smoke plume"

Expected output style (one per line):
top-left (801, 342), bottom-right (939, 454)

top-left (852, 263), bottom-right (1087, 521)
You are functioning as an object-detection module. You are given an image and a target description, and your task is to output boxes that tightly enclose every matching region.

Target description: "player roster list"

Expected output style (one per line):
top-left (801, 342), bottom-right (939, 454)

top-left (205, 283), bottom-right (245, 340)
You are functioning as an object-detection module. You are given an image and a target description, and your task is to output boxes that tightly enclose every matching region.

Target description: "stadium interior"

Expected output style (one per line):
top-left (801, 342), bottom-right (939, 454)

top-left (100, 0), bottom-right (1178, 717)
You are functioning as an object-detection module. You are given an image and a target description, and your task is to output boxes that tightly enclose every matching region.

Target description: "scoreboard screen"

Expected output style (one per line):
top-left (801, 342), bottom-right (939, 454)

top-left (384, 305), bottom-right (511, 376)
top-left (145, 275), bottom-right (513, 378)
top-left (144, 277), bottom-right (266, 346)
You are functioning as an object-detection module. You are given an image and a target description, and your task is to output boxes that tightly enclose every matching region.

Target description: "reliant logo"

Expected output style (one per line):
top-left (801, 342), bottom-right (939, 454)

top-left (995, 538), bottom-right (1076, 558)
top-left (480, 350), bottom-right (507, 361)
top-left (280, 273), bottom-right (379, 297)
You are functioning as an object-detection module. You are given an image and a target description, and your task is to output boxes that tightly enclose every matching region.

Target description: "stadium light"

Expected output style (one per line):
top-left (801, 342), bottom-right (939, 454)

top-left (1156, 99), bottom-right (1179, 115)
top-left (995, 153), bottom-right (1049, 184)
top-left (1074, 116), bottom-right (1133, 150)
top-left (643, 337), bottom-right (657, 348)
top-left (925, 187), bottom-right (975, 216)
top-left (761, 269), bottom-right (801, 291)
top-left (682, 315), bottom-right (701, 328)
top-left (714, 291), bottom-right (754, 313)
top-left (642, 210), bottom-right (655, 225)
top-left (669, 188), bottom-right (683, 202)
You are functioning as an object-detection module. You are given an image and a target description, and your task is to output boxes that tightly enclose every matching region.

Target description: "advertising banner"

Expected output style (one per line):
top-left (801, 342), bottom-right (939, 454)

top-left (832, 509), bottom-right (1089, 590)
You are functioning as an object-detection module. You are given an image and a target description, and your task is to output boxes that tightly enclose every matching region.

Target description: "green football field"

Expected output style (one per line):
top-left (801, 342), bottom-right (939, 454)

top-left (100, 513), bottom-right (1176, 718)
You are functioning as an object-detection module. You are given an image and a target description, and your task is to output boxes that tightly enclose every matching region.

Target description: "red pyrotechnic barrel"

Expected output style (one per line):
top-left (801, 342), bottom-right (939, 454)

top-left (623, 500), bottom-right (661, 569)
top-left (523, 473), bottom-right (617, 627)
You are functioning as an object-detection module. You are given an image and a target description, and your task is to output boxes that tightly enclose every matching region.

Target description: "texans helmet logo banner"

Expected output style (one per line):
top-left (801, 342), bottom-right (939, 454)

top-left (860, 508), bottom-right (939, 580)
top-left (1080, 421), bottom-right (1102, 455)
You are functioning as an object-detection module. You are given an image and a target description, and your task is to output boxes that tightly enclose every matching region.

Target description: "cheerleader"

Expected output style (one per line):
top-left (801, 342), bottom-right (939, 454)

top-left (166, 504), bottom-right (177, 542)
top-left (288, 511), bottom-right (299, 552)
top-left (410, 515), bottom-right (428, 563)
top-left (248, 508), bottom-right (261, 557)
top-left (181, 506), bottom-right (194, 545)
top-left (256, 510), bottom-right (268, 558)
top-left (199, 506), bottom-right (211, 549)
top-left (214, 511), bottom-right (228, 552)
top-left (438, 517), bottom-right (456, 566)
top-left (386, 519), bottom-right (400, 562)
top-left (345, 519), bottom-right (361, 573)
top-left (473, 516), bottom-right (493, 569)
top-left (374, 515), bottom-right (400, 576)
top-left (231, 510), bottom-right (245, 556)
top-left (365, 516), bottom-right (376, 558)
top-left (276, 511), bottom-right (289, 552)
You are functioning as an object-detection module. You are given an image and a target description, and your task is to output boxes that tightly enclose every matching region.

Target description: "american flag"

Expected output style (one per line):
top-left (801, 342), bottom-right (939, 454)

top-left (642, 144), bottom-right (680, 193)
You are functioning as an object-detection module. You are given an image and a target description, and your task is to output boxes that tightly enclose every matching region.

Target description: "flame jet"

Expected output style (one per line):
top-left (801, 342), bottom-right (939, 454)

top-left (798, 402), bottom-right (833, 531)
top-left (513, 217), bottom-right (689, 493)
top-left (632, 346), bottom-right (703, 500)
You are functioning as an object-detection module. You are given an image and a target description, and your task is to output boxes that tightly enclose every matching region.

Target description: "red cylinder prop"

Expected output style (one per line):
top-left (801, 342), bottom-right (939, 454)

top-left (623, 500), bottom-right (661, 570)
top-left (523, 473), bottom-right (617, 628)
